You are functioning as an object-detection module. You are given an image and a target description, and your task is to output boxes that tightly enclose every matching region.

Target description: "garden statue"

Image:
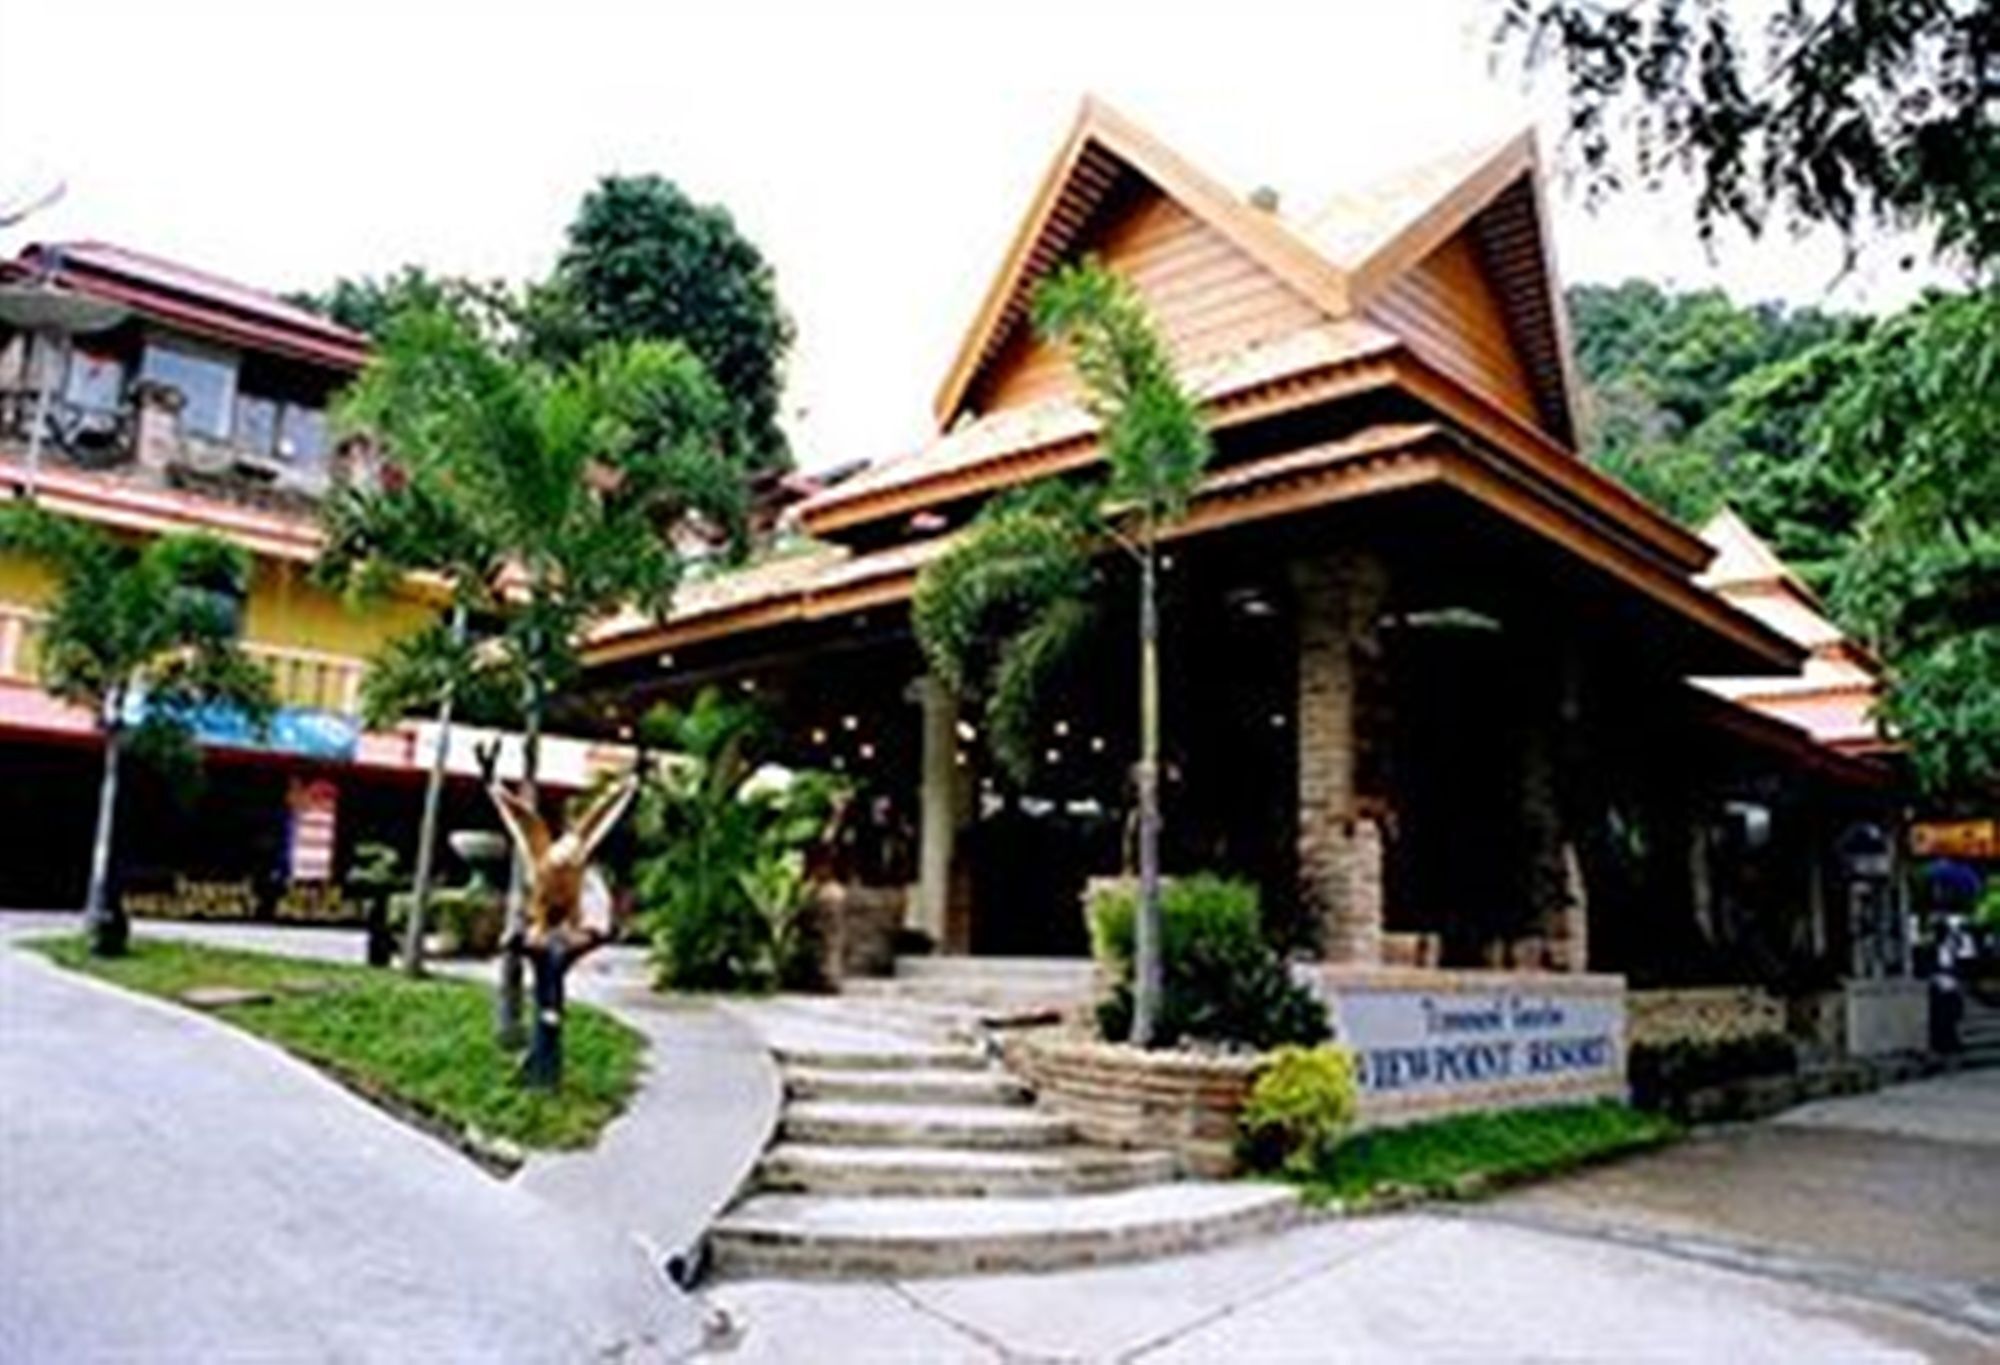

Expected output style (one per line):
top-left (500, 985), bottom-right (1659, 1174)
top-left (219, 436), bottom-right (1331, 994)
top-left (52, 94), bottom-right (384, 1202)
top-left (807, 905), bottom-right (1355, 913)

top-left (488, 775), bottom-right (638, 1087)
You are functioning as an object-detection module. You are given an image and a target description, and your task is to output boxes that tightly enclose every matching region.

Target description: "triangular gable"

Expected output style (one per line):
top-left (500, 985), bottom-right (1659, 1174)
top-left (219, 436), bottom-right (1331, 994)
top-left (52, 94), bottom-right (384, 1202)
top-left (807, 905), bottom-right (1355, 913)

top-left (1305, 132), bottom-right (1580, 445)
top-left (932, 97), bottom-right (1348, 430)
top-left (934, 102), bottom-right (1579, 446)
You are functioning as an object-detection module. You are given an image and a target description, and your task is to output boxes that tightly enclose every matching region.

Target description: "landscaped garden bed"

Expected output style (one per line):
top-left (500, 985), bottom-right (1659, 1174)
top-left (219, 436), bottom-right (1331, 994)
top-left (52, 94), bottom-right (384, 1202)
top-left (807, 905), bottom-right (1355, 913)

top-left (30, 936), bottom-right (643, 1171)
top-left (1280, 1101), bottom-right (1681, 1210)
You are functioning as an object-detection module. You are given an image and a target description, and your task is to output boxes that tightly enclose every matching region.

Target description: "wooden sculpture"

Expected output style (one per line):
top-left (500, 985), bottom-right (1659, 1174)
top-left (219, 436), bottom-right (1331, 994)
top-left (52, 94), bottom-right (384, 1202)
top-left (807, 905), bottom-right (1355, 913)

top-left (488, 775), bottom-right (637, 1087)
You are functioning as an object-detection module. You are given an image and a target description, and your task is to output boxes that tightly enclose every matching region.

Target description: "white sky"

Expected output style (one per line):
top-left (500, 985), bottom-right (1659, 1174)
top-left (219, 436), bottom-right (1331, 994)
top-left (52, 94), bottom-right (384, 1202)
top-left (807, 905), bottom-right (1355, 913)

top-left (0, 0), bottom-right (1946, 471)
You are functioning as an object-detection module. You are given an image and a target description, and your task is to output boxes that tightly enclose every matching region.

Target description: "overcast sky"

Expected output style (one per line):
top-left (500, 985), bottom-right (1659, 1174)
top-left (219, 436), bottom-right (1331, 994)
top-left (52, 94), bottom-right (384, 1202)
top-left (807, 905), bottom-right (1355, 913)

top-left (0, 1), bottom-right (1943, 470)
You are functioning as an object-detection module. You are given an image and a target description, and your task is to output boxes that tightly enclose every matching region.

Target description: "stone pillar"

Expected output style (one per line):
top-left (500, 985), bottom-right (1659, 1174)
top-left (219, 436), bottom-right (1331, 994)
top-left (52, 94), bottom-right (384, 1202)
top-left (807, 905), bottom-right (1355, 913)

top-left (908, 674), bottom-right (958, 943)
top-left (1292, 548), bottom-right (1389, 964)
top-left (1521, 672), bottom-right (1592, 971)
top-left (132, 383), bottom-right (183, 478)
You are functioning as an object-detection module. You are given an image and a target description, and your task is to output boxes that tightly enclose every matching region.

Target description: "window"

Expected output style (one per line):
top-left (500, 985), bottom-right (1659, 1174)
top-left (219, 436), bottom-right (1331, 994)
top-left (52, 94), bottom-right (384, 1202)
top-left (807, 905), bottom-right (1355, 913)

top-left (62, 345), bottom-right (125, 414)
top-left (277, 403), bottom-right (326, 465)
top-left (234, 393), bottom-right (279, 455)
top-left (141, 339), bottom-right (237, 440)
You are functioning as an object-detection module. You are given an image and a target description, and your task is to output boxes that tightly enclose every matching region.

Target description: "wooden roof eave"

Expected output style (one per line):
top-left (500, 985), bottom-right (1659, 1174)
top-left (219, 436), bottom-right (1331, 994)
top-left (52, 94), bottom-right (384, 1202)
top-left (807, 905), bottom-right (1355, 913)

top-left (807, 347), bottom-right (1404, 538)
top-left (1686, 685), bottom-right (1900, 790)
top-left (590, 421), bottom-right (1795, 677)
top-left (1384, 350), bottom-right (1715, 574)
top-left (930, 96), bottom-right (1351, 431)
top-left (1435, 450), bottom-right (1804, 675)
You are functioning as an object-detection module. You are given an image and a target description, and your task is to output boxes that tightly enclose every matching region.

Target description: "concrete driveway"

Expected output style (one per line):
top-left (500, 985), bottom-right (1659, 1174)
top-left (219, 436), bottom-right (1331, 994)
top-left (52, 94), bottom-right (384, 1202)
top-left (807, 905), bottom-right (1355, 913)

top-left (0, 931), bottom-right (703, 1363)
top-left (1484, 1066), bottom-right (2000, 1340)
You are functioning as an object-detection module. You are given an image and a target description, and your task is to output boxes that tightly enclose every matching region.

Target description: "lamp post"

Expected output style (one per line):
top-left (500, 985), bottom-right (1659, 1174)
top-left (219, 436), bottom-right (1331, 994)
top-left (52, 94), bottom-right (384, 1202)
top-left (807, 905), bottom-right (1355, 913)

top-left (0, 248), bottom-right (128, 497)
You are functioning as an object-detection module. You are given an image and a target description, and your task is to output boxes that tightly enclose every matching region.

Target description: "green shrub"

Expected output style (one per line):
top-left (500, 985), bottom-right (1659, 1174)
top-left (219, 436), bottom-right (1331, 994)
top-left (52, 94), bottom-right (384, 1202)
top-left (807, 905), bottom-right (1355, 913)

top-left (634, 689), bottom-right (842, 992)
top-left (1627, 1031), bottom-right (1797, 1116)
top-left (1240, 1044), bottom-right (1359, 1174)
top-left (1090, 874), bottom-right (1330, 1049)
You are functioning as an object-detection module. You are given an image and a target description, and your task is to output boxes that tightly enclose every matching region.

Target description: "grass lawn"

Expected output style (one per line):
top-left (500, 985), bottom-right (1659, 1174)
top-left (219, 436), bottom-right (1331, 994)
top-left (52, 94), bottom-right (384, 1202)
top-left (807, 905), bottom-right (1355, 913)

top-left (30, 935), bottom-right (643, 1159)
top-left (1290, 1101), bottom-right (1681, 1208)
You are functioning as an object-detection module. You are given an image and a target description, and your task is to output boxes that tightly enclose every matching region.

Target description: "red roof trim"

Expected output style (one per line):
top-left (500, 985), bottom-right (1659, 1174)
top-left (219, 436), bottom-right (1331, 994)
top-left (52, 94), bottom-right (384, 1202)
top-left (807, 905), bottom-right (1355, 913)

top-left (6, 242), bottom-right (370, 372)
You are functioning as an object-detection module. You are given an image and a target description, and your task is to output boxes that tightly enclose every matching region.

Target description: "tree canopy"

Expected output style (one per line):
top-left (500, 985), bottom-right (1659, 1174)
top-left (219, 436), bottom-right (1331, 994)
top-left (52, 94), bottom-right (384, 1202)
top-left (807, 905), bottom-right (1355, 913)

top-left (297, 175), bottom-right (795, 475)
top-left (1818, 289), bottom-right (2000, 796)
top-left (1568, 277), bottom-right (1999, 798)
top-left (328, 308), bottom-right (750, 737)
top-left (1498, 0), bottom-right (2000, 273)
top-left (542, 175), bottom-right (795, 474)
top-left (1567, 279), bottom-right (1869, 569)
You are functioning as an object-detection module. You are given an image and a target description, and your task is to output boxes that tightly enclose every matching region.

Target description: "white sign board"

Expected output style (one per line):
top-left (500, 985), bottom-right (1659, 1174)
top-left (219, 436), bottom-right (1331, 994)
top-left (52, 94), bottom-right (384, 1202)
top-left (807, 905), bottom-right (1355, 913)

top-left (1307, 971), bottom-right (1627, 1121)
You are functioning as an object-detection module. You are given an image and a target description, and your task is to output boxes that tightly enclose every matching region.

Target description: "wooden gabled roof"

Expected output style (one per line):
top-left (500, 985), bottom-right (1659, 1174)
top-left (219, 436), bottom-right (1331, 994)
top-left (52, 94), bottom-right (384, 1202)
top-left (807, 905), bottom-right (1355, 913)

top-left (1692, 508), bottom-right (1893, 754)
top-left (928, 101), bottom-right (1577, 442)
top-left (805, 99), bottom-right (1600, 543)
top-left (931, 96), bottom-right (1352, 431)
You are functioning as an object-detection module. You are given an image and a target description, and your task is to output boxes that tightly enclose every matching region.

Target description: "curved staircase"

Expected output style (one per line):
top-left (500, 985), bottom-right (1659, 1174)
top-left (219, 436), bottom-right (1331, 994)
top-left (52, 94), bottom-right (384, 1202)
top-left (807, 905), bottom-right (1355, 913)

top-left (711, 973), bottom-right (1299, 1278)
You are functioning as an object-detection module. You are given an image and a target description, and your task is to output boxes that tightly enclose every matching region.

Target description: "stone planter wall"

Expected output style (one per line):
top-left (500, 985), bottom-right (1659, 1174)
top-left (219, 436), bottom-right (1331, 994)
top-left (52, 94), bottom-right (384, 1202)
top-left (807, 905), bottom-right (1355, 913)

top-left (808, 883), bottom-right (906, 982)
top-left (1001, 1030), bottom-right (1260, 1177)
top-left (1628, 986), bottom-right (1786, 1048)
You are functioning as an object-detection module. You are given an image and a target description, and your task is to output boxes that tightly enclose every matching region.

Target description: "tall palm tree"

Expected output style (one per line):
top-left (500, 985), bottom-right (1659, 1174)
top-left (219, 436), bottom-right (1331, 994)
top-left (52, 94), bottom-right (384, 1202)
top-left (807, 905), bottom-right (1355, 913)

top-left (1032, 262), bottom-right (1212, 1047)
top-left (0, 504), bottom-right (274, 956)
top-left (914, 261), bottom-right (1210, 1046)
top-left (333, 307), bottom-right (749, 1044)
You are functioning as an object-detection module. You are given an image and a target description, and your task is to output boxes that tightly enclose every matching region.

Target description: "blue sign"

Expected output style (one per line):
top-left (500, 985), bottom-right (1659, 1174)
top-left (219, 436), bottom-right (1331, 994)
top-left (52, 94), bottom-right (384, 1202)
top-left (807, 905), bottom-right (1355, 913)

top-left (124, 696), bottom-right (360, 762)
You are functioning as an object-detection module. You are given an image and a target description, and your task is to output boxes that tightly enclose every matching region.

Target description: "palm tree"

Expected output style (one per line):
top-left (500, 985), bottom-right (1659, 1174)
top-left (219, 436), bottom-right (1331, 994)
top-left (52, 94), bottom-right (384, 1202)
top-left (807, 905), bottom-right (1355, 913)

top-left (334, 307), bottom-right (749, 1043)
top-left (914, 261), bottom-right (1211, 1046)
top-left (0, 504), bottom-right (274, 956)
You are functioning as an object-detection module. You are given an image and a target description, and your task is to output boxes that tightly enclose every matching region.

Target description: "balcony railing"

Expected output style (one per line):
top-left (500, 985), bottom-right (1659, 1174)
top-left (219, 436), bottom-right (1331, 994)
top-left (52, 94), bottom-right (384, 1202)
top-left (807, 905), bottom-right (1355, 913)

top-left (0, 601), bottom-right (366, 717)
top-left (0, 385), bottom-right (332, 510)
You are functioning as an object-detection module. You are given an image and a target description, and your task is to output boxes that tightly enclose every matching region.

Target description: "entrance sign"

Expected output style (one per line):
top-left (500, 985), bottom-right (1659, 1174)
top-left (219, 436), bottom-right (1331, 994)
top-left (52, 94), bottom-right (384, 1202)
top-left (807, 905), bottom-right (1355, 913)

top-left (1305, 968), bottom-right (1627, 1124)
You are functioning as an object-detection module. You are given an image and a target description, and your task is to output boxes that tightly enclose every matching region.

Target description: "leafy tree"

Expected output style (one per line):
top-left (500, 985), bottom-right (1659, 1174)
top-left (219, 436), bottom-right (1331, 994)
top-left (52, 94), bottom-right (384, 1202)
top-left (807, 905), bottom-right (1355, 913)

top-left (333, 307), bottom-right (749, 1039)
top-left (544, 175), bottom-right (795, 472)
top-left (911, 483), bottom-right (1096, 782)
top-left (291, 267), bottom-right (530, 347)
top-left (632, 688), bottom-right (841, 991)
top-left (913, 260), bottom-right (1213, 1047)
top-left (1567, 280), bottom-right (1863, 525)
top-left (0, 506), bottom-right (273, 955)
top-left (1497, 0), bottom-right (2000, 272)
top-left (318, 474), bottom-right (516, 979)
top-left (1818, 288), bottom-right (2000, 796)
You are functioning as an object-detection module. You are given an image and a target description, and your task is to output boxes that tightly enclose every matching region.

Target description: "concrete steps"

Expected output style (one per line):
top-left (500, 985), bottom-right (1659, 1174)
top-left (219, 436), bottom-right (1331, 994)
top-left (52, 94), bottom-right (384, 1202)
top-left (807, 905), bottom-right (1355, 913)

top-left (771, 1042), bottom-right (990, 1073)
top-left (841, 956), bottom-right (1098, 1016)
top-left (713, 985), bottom-right (1295, 1279)
top-left (712, 1184), bottom-right (1299, 1278)
top-left (780, 1099), bottom-right (1077, 1150)
top-left (784, 1066), bottom-right (1031, 1106)
top-left (756, 1143), bottom-right (1180, 1197)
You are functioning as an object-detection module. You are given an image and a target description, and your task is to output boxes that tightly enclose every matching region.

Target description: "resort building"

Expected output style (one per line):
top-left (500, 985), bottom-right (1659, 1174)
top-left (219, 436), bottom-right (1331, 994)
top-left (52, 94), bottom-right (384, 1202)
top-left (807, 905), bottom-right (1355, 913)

top-left (580, 99), bottom-right (1912, 1022)
top-left (0, 241), bottom-right (618, 914)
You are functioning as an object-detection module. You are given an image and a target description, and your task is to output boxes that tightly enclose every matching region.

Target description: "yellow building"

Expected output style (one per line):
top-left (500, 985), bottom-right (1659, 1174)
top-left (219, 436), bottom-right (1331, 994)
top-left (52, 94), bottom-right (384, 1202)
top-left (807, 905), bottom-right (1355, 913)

top-left (0, 241), bottom-right (610, 913)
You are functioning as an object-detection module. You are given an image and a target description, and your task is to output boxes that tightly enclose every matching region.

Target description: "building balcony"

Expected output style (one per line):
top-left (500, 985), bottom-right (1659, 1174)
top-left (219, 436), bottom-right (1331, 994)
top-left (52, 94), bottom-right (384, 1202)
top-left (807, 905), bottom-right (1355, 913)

top-left (0, 382), bottom-right (338, 516)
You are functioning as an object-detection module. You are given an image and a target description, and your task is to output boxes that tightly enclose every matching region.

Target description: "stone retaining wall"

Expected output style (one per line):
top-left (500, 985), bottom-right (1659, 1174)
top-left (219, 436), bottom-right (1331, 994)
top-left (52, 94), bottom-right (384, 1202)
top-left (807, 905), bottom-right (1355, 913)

top-left (1000, 1031), bottom-right (1259, 1178)
top-left (1628, 986), bottom-right (1785, 1048)
top-left (807, 884), bottom-right (906, 982)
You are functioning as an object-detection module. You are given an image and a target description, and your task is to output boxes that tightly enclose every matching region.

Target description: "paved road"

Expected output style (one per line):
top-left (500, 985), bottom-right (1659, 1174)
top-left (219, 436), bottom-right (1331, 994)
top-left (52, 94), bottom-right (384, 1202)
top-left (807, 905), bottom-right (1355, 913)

top-left (0, 933), bottom-right (702, 1363)
top-left (5, 916), bottom-right (1990, 1361)
top-left (707, 1208), bottom-right (1987, 1362)
top-left (1488, 1066), bottom-right (2000, 1336)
